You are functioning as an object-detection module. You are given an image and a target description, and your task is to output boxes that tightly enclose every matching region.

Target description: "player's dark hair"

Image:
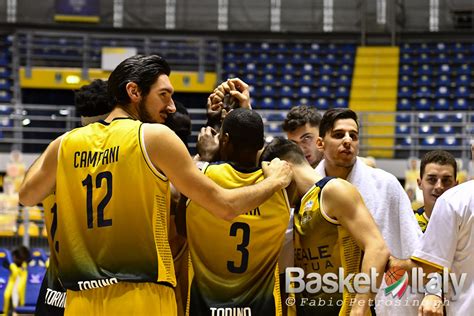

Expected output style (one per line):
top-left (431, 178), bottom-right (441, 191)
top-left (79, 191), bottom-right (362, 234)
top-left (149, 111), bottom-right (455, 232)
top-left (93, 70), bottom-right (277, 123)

top-left (260, 137), bottom-right (307, 165)
top-left (108, 54), bottom-right (171, 107)
top-left (221, 108), bottom-right (264, 152)
top-left (420, 150), bottom-right (457, 179)
top-left (282, 105), bottom-right (322, 132)
top-left (75, 79), bottom-right (112, 117)
top-left (319, 108), bottom-right (359, 137)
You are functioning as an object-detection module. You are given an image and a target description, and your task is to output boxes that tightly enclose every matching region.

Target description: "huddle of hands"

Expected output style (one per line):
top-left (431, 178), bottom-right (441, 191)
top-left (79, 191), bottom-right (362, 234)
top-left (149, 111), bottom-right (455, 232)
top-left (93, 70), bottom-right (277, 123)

top-left (195, 78), bottom-right (292, 189)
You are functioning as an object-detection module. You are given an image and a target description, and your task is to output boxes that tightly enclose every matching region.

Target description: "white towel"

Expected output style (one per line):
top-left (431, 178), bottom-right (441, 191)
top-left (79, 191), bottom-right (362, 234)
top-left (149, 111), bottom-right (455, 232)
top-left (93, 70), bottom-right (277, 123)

top-left (316, 157), bottom-right (423, 315)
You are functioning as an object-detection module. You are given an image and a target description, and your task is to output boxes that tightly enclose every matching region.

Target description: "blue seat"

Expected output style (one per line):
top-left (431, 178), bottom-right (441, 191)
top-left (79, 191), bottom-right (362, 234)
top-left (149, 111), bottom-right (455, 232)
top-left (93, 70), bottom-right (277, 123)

top-left (401, 53), bottom-right (414, 63)
top-left (15, 257), bottom-right (47, 315)
top-left (319, 74), bottom-right (331, 85)
top-left (280, 85), bottom-right (293, 97)
top-left (262, 74), bottom-right (275, 84)
top-left (435, 86), bottom-right (449, 98)
top-left (399, 75), bottom-right (412, 87)
top-left (416, 86), bottom-right (431, 98)
top-left (281, 74), bottom-right (293, 85)
top-left (283, 63), bottom-right (295, 73)
top-left (416, 75), bottom-right (430, 86)
top-left (396, 113), bottom-right (412, 123)
top-left (438, 124), bottom-right (454, 134)
top-left (317, 86), bottom-right (330, 97)
top-left (415, 98), bottom-right (431, 110)
top-left (316, 98), bottom-right (329, 110)
top-left (245, 62), bottom-right (257, 73)
top-left (299, 86), bottom-right (311, 98)
top-left (397, 98), bottom-right (412, 111)
top-left (434, 98), bottom-right (450, 110)
top-left (274, 53), bottom-right (286, 64)
top-left (446, 113), bottom-right (463, 123)
top-left (266, 113), bottom-right (286, 122)
top-left (442, 136), bottom-right (460, 147)
top-left (396, 124), bottom-right (411, 134)
top-left (418, 113), bottom-right (431, 123)
top-left (398, 136), bottom-right (413, 146)
top-left (264, 63), bottom-right (277, 74)
top-left (399, 64), bottom-right (413, 75)
top-left (456, 75), bottom-right (469, 86)
top-left (398, 86), bottom-right (413, 98)
top-left (419, 124), bottom-right (432, 134)
top-left (337, 75), bottom-right (350, 86)
top-left (421, 136), bottom-right (439, 147)
top-left (339, 64), bottom-right (352, 75)
top-left (458, 63), bottom-right (471, 74)
top-left (437, 75), bottom-right (450, 86)
top-left (299, 75), bottom-right (313, 85)
top-left (265, 122), bottom-right (283, 133)
top-left (261, 85), bottom-right (275, 97)
top-left (302, 63), bottom-right (315, 74)
top-left (435, 42), bottom-right (448, 52)
top-left (335, 86), bottom-right (349, 97)
top-left (435, 53), bottom-right (448, 63)
top-left (291, 54), bottom-right (303, 64)
top-left (278, 97), bottom-right (292, 109)
top-left (432, 113), bottom-right (448, 123)
top-left (335, 98), bottom-right (348, 107)
top-left (453, 99), bottom-right (469, 111)
top-left (418, 64), bottom-right (433, 75)
top-left (261, 97), bottom-right (275, 109)
top-left (0, 249), bottom-right (12, 313)
top-left (243, 73), bottom-right (257, 85)
top-left (455, 86), bottom-right (469, 98)
top-left (417, 53), bottom-right (430, 63)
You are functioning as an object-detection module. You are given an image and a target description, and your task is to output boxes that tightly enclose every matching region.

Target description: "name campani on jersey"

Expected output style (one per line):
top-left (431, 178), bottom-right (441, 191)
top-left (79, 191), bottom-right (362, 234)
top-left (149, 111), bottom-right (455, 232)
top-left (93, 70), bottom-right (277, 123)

top-left (74, 146), bottom-right (120, 168)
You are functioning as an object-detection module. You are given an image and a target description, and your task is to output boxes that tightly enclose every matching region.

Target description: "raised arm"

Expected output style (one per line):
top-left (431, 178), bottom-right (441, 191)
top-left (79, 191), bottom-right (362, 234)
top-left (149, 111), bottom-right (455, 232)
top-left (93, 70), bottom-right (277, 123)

top-left (19, 136), bottom-right (62, 206)
top-left (323, 179), bottom-right (390, 315)
top-left (144, 124), bottom-right (291, 221)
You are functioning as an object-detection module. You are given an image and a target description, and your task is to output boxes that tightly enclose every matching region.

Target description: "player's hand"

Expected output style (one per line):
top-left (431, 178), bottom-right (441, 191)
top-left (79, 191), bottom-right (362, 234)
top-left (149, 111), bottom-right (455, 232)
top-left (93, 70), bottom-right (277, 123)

top-left (418, 295), bottom-right (443, 316)
top-left (210, 78), bottom-right (251, 111)
top-left (262, 157), bottom-right (293, 189)
top-left (196, 126), bottom-right (220, 162)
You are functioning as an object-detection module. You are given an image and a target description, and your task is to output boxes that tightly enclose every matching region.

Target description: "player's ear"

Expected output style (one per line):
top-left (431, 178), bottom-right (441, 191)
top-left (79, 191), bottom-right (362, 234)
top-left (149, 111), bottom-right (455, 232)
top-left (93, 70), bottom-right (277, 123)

top-left (126, 82), bottom-right (141, 101)
top-left (316, 136), bottom-right (324, 151)
top-left (221, 133), bottom-right (230, 146)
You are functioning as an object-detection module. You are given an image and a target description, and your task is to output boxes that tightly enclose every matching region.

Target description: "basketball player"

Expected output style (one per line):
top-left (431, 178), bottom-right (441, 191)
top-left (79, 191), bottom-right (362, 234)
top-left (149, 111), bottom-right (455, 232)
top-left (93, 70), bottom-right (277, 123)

top-left (185, 108), bottom-right (290, 315)
top-left (415, 150), bottom-right (457, 232)
top-left (36, 79), bottom-right (111, 316)
top-left (283, 105), bottom-right (323, 168)
top-left (389, 180), bottom-right (474, 315)
top-left (314, 108), bottom-right (422, 314)
top-left (19, 55), bottom-right (292, 314)
top-left (261, 137), bottom-right (389, 315)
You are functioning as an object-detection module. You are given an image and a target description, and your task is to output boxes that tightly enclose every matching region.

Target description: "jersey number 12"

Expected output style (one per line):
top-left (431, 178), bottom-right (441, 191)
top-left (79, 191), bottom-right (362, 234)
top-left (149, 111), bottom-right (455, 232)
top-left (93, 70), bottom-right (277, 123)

top-left (82, 171), bottom-right (113, 229)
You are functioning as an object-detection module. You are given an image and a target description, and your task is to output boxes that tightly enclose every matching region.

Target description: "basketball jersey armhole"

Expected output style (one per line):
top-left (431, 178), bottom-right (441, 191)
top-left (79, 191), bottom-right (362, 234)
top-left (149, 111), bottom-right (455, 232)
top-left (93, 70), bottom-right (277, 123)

top-left (319, 180), bottom-right (340, 225)
top-left (185, 161), bottom-right (209, 207)
top-left (139, 123), bottom-right (168, 182)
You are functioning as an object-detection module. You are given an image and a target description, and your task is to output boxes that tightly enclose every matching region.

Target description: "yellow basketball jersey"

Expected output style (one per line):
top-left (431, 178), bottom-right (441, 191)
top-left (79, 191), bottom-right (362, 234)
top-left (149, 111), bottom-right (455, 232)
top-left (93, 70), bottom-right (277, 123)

top-left (414, 207), bottom-right (429, 233)
top-left (294, 177), bottom-right (362, 316)
top-left (55, 118), bottom-right (175, 291)
top-left (186, 162), bottom-right (290, 316)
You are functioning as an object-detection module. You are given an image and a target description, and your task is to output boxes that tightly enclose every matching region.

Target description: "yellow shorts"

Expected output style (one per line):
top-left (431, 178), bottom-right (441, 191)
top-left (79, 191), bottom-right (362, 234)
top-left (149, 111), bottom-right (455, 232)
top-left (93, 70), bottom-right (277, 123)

top-left (65, 282), bottom-right (177, 316)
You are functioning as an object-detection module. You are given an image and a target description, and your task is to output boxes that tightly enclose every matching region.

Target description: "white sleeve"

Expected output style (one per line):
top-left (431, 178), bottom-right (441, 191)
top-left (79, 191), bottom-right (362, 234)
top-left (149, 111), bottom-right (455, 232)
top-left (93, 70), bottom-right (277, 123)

top-left (411, 196), bottom-right (458, 269)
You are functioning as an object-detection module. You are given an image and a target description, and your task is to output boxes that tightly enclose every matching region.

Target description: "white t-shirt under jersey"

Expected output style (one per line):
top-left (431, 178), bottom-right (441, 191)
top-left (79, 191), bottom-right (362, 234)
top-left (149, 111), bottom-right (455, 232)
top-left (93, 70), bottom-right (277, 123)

top-left (412, 180), bottom-right (474, 315)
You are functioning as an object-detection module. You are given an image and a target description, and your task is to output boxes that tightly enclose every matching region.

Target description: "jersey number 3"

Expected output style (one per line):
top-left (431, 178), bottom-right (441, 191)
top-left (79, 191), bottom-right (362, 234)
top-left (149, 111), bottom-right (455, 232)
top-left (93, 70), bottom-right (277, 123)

top-left (227, 222), bottom-right (250, 273)
top-left (82, 171), bottom-right (113, 229)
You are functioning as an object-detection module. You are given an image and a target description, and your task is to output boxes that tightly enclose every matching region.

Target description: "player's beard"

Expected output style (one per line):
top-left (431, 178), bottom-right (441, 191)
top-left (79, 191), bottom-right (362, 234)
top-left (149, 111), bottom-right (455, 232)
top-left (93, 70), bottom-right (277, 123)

top-left (137, 97), bottom-right (157, 123)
